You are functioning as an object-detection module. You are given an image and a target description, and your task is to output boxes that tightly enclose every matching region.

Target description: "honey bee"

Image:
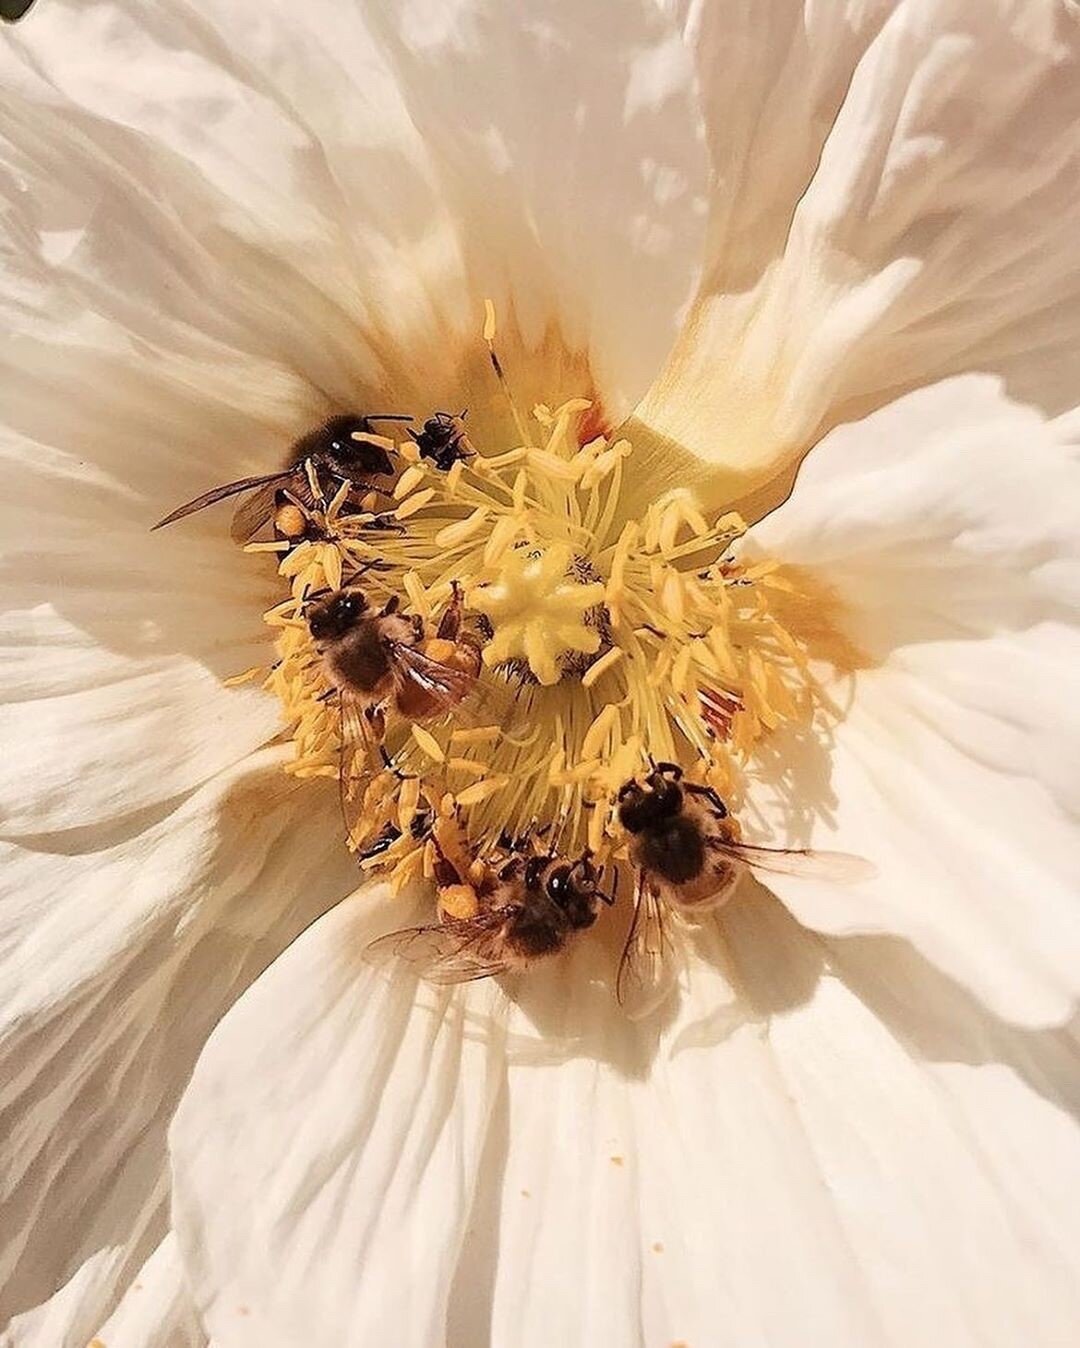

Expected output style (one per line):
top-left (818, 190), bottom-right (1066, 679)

top-left (307, 583), bottom-right (483, 834)
top-left (410, 411), bottom-right (473, 471)
top-left (367, 841), bottom-right (612, 983)
top-left (152, 412), bottom-right (409, 539)
top-left (307, 583), bottom-right (482, 723)
top-left (615, 763), bottom-right (871, 1013)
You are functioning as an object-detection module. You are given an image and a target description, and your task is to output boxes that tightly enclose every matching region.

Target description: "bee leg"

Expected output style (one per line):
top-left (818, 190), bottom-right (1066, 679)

top-left (356, 825), bottom-right (401, 862)
top-left (381, 595), bottom-right (400, 617)
top-left (682, 781), bottom-right (729, 817)
top-left (435, 581), bottom-right (464, 641)
top-left (368, 514), bottom-right (407, 534)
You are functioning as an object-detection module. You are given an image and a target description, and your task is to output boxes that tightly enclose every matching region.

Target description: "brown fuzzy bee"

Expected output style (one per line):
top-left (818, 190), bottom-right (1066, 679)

top-left (367, 839), bottom-right (612, 984)
top-left (152, 412), bottom-right (408, 539)
top-left (306, 583), bottom-right (483, 837)
top-left (615, 763), bottom-right (872, 1014)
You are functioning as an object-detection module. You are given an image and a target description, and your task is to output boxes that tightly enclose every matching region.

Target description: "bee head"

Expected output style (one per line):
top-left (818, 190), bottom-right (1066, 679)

top-left (317, 414), bottom-right (395, 478)
top-left (307, 587), bottom-right (368, 642)
top-left (532, 857), bottom-right (601, 930)
top-left (617, 765), bottom-right (683, 833)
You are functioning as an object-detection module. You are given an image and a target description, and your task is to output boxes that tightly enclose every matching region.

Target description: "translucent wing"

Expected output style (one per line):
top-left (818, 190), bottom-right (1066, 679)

top-left (229, 479), bottom-right (296, 543)
top-left (366, 908), bottom-right (516, 984)
top-left (616, 871), bottom-right (679, 1019)
top-left (387, 642), bottom-right (478, 712)
top-left (711, 836), bottom-right (875, 883)
top-left (338, 691), bottom-right (382, 846)
top-left (151, 470), bottom-right (292, 530)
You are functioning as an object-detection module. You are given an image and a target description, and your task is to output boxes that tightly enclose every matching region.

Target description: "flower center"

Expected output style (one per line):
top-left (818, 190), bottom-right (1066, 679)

top-left (471, 542), bottom-right (608, 686)
top-left (224, 313), bottom-right (822, 914)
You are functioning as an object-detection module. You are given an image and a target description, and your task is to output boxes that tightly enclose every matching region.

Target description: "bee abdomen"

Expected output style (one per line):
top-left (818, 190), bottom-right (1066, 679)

top-left (330, 626), bottom-right (392, 694)
top-left (640, 816), bottom-right (706, 885)
top-left (507, 905), bottom-right (566, 960)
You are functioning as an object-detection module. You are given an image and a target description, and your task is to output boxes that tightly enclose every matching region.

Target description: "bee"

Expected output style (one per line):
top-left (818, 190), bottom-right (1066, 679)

top-left (615, 763), bottom-right (871, 1014)
top-left (367, 841), bottom-right (612, 983)
top-left (152, 412), bottom-right (409, 539)
top-left (410, 410), bottom-right (473, 471)
top-left (307, 582), bottom-right (482, 722)
top-left (306, 583), bottom-right (483, 834)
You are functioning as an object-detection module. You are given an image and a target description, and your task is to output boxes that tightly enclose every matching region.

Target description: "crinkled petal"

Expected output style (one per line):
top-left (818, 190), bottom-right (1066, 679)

top-left (1, 0), bottom-right (707, 426)
top-left (750, 374), bottom-right (1080, 1026)
top-left (4, 1235), bottom-right (205, 1348)
top-left (634, 0), bottom-right (1080, 508)
top-left (169, 888), bottom-right (1080, 1347)
top-left (0, 753), bottom-right (355, 1344)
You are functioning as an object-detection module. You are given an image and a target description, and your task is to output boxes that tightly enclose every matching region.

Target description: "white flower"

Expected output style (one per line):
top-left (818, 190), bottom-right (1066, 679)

top-left (2, 2), bottom-right (1079, 1347)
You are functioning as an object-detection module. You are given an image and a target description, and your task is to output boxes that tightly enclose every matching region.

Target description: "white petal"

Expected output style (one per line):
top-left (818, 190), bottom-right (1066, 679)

top-left (637, 0), bottom-right (1080, 503)
top-left (750, 374), bottom-right (1080, 1026)
top-left (5, 1236), bottom-right (205, 1348)
top-left (0, 753), bottom-right (356, 1343)
top-left (0, 504), bottom-right (279, 831)
top-left (92, 1236), bottom-right (205, 1348)
top-left (2, 0), bottom-right (707, 420)
top-left (170, 886), bottom-right (507, 1348)
top-left (170, 888), bottom-right (1080, 1346)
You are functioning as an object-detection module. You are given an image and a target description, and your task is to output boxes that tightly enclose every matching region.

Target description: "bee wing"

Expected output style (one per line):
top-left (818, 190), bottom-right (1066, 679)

top-left (366, 909), bottom-right (514, 984)
top-left (711, 837), bottom-right (875, 883)
top-left (229, 478), bottom-right (298, 543)
top-left (387, 642), bottom-right (478, 711)
top-left (616, 872), bottom-right (680, 1020)
top-left (151, 470), bottom-right (291, 530)
top-left (338, 691), bottom-right (381, 846)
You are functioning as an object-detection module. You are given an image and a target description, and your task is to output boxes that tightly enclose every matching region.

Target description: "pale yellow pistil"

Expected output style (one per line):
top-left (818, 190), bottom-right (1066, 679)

top-left (470, 542), bottom-right (606, 685)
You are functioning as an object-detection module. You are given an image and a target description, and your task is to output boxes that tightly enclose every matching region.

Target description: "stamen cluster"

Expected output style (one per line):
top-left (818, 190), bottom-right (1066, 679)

top-left (245, 393), bottom-right (814, 900)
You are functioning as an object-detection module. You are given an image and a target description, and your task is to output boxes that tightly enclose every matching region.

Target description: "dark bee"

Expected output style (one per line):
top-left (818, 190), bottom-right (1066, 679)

top-left (366, 844), bottom-right (612, 983)
top-left (152, 412), bottom-right (409, 539)
top-left (410, 411), bottom-right (473, 471)
top-left (615, 763), bottom-right (871, 1013)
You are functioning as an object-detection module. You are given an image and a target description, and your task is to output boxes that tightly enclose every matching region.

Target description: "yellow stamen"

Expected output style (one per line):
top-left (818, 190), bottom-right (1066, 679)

top-left (411, 724), bottom-right (445, 762)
